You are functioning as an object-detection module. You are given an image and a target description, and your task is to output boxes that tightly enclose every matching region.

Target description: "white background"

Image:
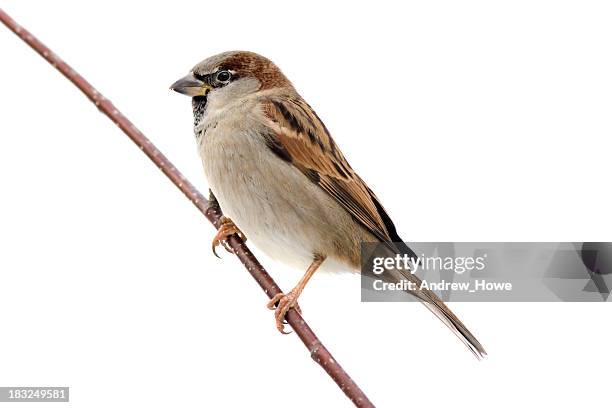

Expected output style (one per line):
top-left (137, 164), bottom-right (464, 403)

top-left (1, 1), bottom-right (611, 407)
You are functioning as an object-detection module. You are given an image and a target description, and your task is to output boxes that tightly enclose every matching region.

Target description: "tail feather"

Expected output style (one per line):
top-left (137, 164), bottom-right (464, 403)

top-left (365, 241), bottom-right (486, 358)
top-left (395, 267), bottom-right (487, 359)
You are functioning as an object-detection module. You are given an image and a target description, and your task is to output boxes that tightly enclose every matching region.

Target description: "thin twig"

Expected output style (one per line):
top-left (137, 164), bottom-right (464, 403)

top-left (0, 9), bottom-right (375, 408)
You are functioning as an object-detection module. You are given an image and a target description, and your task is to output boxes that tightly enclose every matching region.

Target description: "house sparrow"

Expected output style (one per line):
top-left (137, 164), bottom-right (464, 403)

top-left (171, 51), bottom-right (486, 358)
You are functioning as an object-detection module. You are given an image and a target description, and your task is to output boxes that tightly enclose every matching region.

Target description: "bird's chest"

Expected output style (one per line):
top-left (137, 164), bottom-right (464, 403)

top-left (201, 130), bottom-right (267, 208)
top-left (197, 112), bottom-right (272, 209)
top-left (196, 104), bottom-right (265, 195)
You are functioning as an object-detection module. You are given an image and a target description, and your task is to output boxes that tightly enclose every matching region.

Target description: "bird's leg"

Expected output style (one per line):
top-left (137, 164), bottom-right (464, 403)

top-left (211, 216), bottom-right (246, 257)
top-left (208, 190), bottom-right (247, 257)
top-left (267, 254), bottom-right (326, 334)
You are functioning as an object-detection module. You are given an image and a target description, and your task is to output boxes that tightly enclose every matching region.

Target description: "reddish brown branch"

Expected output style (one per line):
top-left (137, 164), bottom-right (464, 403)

top-left (0, 9), bottom-right (375, 408)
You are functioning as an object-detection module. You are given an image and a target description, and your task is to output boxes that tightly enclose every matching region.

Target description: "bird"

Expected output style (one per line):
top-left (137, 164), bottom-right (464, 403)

top-left (170, 51), bottom-right (486, 358)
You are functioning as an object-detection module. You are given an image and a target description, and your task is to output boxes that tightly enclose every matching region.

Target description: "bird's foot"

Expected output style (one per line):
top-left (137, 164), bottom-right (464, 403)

top-left (267, 290), bottom-right (302, 334)
top-left (211, 216), bottom-right (246, 257)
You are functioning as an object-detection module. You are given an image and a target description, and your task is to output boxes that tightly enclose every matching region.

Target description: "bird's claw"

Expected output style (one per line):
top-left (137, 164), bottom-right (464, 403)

top-left (211, 216), bottom-right (246, 258)
top-left (267, 291), bottom-right (302, 334)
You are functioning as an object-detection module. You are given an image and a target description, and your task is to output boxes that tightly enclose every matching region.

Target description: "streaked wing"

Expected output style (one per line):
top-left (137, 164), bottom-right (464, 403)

top-left (260, 96), bottom-right (399, 244)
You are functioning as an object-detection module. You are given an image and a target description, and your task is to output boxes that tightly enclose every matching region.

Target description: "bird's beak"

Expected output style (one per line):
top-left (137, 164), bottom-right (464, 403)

top-left (170, 73), bottom-right (212, 97)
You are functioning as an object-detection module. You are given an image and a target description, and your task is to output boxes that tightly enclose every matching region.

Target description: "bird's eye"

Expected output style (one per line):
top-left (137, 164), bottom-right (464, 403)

top-left (215, 70), bottom-right (232, 83)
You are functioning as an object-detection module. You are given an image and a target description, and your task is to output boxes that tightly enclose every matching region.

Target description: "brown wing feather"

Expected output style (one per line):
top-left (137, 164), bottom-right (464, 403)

top-left (261, 97), bottom-right (394, 243)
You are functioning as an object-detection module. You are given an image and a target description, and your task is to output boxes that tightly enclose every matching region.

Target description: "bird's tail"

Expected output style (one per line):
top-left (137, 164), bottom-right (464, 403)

top-left (387, 264), bottom-right (487, 359)
top-left (372, 242), bottom-right (486, 359)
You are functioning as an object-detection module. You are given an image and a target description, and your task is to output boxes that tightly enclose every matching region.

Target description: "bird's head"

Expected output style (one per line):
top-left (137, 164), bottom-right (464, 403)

top-left (170, 51), bottom-right (292, 114)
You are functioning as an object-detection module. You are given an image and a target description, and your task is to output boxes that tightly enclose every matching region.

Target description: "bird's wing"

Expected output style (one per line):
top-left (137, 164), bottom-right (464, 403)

top-left (260, 96), bottom-right (400, 244)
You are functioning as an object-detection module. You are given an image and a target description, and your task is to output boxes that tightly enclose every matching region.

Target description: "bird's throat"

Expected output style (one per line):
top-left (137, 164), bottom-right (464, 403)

top-left (192, 95), bottom-right (208, 128)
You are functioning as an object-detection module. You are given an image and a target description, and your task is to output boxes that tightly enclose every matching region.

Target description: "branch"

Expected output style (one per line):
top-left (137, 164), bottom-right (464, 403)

top-left (0, 9), bottom-right (375, 408)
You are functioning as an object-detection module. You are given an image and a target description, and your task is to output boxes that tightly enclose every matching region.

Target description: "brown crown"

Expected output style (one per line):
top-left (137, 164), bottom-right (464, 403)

top-left (218, 51), bottom-right (293, 90)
